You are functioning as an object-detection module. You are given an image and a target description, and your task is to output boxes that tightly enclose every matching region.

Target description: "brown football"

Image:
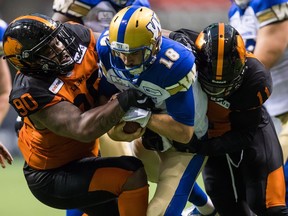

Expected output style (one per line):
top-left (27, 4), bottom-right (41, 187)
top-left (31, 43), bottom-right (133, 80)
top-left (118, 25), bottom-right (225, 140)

top-left (123, 121), bottom-right (141, 134)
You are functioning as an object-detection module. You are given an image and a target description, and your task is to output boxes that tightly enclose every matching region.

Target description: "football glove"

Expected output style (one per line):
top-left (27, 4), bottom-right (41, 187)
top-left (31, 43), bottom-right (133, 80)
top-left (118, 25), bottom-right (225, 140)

top-left (169, 31), bottom-right (194, 51)
top-left (117, 88), bottom-right (154, 112)
top-left (122, 107), bottom-right (151, 128)
top-left (142, 128), bottom-right (173, 152)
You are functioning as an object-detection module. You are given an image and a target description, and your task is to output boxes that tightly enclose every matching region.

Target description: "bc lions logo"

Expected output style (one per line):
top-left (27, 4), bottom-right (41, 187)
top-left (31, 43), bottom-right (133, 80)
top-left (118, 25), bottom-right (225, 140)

top-left (3, 36), bottom-right (24, 67)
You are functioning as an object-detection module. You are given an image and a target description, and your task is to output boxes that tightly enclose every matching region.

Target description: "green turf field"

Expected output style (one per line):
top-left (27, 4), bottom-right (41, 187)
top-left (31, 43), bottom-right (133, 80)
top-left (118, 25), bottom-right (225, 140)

top-left (0, 158), bottom-right (203, 216)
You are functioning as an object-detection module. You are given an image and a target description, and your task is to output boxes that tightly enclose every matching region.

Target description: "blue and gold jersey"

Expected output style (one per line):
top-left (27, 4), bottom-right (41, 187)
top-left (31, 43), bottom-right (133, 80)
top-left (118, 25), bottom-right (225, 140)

top-left (97, 31), bottom-right (208, 138)
top-left (229, 0), bottom-right (288, 52)
top-left (229, 0), bottom-right (288, 116)
top-left (53, 0), bottom-right (150, 32)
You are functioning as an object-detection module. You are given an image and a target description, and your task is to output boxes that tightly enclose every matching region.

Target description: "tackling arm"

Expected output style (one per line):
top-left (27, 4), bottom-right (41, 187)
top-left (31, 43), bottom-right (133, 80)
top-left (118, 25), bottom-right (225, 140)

top-left (147, 113), bottom-right (194, 144)
top-left (30, 99), bottom-right (124, 143)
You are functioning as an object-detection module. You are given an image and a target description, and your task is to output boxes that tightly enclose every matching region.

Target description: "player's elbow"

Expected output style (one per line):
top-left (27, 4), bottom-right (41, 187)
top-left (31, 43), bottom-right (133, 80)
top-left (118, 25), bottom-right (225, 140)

top-left (176, 126), bottom-right (194, 144)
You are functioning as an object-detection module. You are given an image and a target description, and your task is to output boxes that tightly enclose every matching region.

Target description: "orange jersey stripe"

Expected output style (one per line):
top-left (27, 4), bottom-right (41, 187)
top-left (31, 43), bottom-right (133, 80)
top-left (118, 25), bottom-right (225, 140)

top-left (266, 166), bottom-right (286, 207)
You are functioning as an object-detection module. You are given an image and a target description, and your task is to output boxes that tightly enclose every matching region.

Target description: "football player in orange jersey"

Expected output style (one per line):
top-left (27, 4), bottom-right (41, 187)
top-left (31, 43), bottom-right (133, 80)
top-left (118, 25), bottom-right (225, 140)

top-left (3, 13), bottom-right (154, 216)
top-left (169, 23), bottom-right (288, 215)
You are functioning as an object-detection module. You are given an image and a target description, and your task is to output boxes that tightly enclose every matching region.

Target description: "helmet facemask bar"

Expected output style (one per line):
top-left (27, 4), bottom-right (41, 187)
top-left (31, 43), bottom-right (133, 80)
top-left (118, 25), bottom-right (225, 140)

top-left (199, 64), bottom-right (245, 101)
top-left (5, 24), bottom-right (82, 76)
top-left (106, 37), bottom-right (154, 83)
top-left (31, 24), bottom-right (82, 75)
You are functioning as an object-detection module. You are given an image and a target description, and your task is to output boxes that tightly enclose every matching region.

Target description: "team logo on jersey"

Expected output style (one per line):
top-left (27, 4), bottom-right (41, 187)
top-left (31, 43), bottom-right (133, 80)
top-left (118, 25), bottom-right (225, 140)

top-left (49, 78), bottom-right (64, 94)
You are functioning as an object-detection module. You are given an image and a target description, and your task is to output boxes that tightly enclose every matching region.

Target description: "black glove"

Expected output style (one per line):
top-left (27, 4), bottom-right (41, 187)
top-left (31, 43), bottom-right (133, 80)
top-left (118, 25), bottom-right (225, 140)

top-left (142, 128), bottom-right (164, 151)
top-left (117, 88), bottom-right (154, 112)
top-left (172, 134), bottom-right (200, 153)
top-left (169, 31), bottom-right (195, 51)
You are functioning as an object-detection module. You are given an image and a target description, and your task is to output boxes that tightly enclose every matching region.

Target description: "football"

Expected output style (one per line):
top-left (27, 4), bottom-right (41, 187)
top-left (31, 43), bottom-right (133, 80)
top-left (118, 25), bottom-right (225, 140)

top-left (123, 121), bottom-right (142, 134)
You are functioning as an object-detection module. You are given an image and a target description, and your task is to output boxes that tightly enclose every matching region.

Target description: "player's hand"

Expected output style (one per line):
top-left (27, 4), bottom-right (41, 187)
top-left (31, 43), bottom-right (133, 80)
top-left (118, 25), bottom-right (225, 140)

top-left (15, 116), bottom-right (24, 137)
top-left (169, 31), bottom-right (194, 51)
top-left (0, 142), bottom-right (13, 168)
top-left (117, 89), bottom-right (155, 112)
top-left (108, 121), bottom-right (146, 142)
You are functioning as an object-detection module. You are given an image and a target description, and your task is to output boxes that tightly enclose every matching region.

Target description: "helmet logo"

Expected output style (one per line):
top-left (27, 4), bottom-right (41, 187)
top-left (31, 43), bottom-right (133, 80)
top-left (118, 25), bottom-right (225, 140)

top-left (4, 36), bottom-right (22, 56)
top-left (111, 41), bottom-right (130, 51)
top-left (146, 13), bottom-right (161, 42)
top-left (4, 36), bottom-right (25, 66)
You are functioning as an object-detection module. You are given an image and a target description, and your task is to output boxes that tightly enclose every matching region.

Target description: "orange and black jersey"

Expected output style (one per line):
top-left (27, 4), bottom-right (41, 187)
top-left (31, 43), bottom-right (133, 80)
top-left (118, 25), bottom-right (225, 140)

top-left (170, 28), bottom-right (272, 155)
top-left (9, 22), bottom-right (102, 170)
top-left (207, 54), bottom-right (272, 136)
top-left (202, 55), bottom-right (272, 155)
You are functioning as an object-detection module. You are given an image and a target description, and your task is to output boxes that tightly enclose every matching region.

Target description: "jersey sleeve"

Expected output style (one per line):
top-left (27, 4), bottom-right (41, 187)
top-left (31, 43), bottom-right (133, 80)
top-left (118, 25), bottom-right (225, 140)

top-left (9, 73), bottom-right (63, 117)
top-left (255, 0), bottom-right (288, 27)
top-left (53, 0), bottom-right (101, 18)
top-left (160, 40), bottom-right (198, 126)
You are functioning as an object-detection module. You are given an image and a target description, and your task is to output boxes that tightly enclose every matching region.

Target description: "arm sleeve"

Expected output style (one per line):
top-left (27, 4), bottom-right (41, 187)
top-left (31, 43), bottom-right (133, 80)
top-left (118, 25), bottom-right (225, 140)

top-left (196, 107), bottom-right (262, 156)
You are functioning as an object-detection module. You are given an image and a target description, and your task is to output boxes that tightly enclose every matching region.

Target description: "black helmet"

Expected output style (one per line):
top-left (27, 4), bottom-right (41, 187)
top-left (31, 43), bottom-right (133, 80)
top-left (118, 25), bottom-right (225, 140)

top-left (195, 22), bottom-right (246, 101)
top-left (3, 13), bottom-right (82, 76)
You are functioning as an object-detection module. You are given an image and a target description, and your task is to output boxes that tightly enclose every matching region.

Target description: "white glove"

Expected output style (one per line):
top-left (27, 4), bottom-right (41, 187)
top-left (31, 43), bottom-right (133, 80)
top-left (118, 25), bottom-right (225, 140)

top-left (122, 107), bottom-right (152, 128)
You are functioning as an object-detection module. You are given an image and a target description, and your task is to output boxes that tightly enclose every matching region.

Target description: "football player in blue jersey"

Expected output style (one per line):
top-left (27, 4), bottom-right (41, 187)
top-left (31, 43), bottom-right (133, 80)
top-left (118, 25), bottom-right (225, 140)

top-left (52, 0), bottom-right (151, 159)
top-left (169, 23), bottom-right (288, 215)
top-left (96, 6), bottom-right (217, 216)
top-left (52, 2), bottom-right (150, 216)
top-left (229, 0), bottom-right (288, 207)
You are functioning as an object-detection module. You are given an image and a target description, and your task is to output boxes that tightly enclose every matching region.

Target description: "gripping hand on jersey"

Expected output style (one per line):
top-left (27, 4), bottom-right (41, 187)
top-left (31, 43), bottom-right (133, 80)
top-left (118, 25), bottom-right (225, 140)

top-left (117, 88), bottom-right (155, 112)
top-left (122, 107), bottom-right (151, 128)
top-left (169, 31), bottom-right (194, 51)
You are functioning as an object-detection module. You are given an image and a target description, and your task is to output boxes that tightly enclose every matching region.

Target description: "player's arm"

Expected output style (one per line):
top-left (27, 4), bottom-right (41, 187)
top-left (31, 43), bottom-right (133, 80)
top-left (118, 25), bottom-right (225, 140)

top-left (147, 113), bottom-right (194, 144)
top-left (254, 20), bottom-right (288, 69)
top-left (29, 99), bottom-right (124, 142)
top-left (28, 89), bottom-right (153, 142)
top-left (194, 107), bottom-right (262, 156)
top-left (0, 57), bottom-right (11, 125)
top-left (52, 0), bottom-right (85, 24)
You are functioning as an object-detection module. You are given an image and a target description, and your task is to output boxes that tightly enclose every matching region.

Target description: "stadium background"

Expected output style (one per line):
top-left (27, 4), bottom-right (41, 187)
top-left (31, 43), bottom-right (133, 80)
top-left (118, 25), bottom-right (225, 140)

top-left (0, 0), bottom-right (229, 215)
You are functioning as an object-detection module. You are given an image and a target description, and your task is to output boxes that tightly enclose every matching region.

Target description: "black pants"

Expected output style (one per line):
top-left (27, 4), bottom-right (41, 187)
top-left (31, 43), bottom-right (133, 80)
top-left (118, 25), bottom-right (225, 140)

top-left (203, 115), bottom-right (288, 215)
top-left (23, 156), bottom-right (144, 216)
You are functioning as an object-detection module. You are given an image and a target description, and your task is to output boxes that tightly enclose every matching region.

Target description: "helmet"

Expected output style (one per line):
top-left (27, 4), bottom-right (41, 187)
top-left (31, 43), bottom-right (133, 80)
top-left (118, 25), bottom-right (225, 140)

top-left (195, 23), bottom-right (246, 101)
top-left (3, 13), bottom-right (82, 76)
top-left (107, 6), bottom-right (162, 82)
top-left (234, 0), bottom-right (251, 9)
